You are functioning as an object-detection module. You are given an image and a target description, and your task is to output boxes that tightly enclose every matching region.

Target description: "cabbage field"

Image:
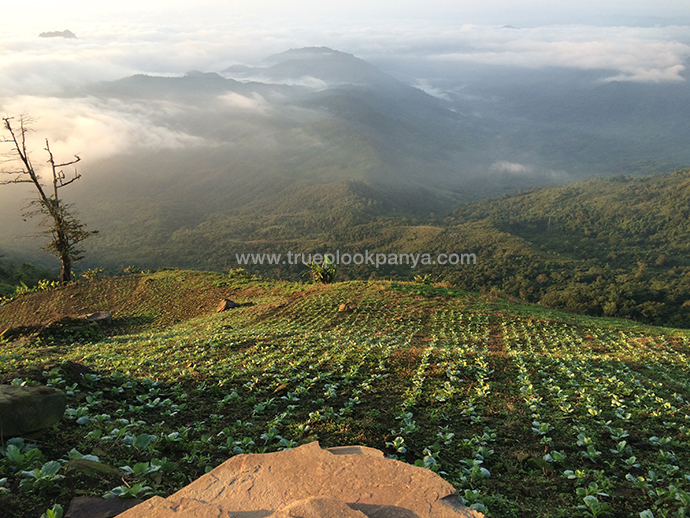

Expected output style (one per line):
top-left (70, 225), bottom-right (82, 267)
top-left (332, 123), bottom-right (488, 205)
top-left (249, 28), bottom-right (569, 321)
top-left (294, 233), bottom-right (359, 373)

top-left (1, 272), bottom-right (689, 517)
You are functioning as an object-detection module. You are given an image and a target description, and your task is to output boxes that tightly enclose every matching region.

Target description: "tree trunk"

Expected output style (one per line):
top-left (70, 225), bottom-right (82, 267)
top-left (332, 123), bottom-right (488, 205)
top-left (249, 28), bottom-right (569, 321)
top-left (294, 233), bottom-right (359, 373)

top-left (60, 254), bottom-right (72, 282)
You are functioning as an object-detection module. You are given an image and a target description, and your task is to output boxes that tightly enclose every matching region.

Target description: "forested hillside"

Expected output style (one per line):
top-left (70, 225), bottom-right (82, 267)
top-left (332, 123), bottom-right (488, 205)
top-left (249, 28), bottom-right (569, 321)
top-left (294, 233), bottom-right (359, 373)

top-left (438, 169), bottom-right (690, 326)
top-left (146, 168), bottom-right (690, 328)
top-left (5, 170), bottom-right (690, 328)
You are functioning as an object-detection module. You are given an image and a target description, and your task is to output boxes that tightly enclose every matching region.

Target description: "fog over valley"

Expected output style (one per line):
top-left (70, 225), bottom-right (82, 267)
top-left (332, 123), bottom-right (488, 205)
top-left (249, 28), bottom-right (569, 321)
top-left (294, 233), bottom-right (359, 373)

top-left (1, 1), bottom-right (690, 270)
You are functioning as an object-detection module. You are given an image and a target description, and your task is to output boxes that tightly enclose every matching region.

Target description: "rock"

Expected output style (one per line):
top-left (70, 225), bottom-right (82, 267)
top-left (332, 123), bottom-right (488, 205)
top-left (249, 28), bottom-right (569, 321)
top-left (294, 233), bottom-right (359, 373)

top-left (65, 496), bottom-right (141, 518)
top-left (65, 458), bottom-right (120, 478)
top-left (116, 441), bottom-right (483, 518)
top-left (216, 299), bottom-right (240, 312)
top-left (0, 384), bottom-right (66, 438)
top-left (104, 497), bottom-right (230, 518)
top-left (79, 312), bottom-right (113, 326)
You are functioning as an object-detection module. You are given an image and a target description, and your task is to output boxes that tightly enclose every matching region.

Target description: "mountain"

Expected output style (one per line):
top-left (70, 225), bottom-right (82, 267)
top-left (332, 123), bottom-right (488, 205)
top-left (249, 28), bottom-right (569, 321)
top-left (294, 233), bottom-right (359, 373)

top-left (2, 46), bottom-right (690, 303)
top-left (20, 166), bottom-right (679, 328)
top-left (224, 47), bottom-right (401, 89)
top-left (83, 52), bottom-right (485, 192)
top-left (435, 169), bottom-right (690, 327)
top-left (5, 168), bottom-right (690, 328)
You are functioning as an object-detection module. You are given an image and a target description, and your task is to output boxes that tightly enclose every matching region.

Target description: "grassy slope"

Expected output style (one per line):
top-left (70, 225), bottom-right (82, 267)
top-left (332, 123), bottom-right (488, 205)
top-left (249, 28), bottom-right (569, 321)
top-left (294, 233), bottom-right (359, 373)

top-left (1, 271), bottom-right (690, 517)
top-left (0, 270), bottom-right (295, 333)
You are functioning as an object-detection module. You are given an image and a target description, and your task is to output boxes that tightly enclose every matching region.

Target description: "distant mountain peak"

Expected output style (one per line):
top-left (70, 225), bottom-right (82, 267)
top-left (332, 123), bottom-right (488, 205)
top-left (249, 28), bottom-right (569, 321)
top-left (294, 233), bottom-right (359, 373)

top-left (184, 70), bottom-right (223, 79)
top-left (39, 30), bottom-right (77, 39)
top-left (222, 46), bottom-right (398, 91)
top-left (266, 47), bottom-right (350, 62)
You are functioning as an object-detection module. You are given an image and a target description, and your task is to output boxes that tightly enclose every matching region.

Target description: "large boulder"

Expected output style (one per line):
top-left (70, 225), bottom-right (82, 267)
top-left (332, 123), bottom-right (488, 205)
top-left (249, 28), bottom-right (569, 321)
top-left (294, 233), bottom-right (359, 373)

top-left (0, 384), bottom-right (66, 438)
top-left (117, 441), bottom-right (483, 518)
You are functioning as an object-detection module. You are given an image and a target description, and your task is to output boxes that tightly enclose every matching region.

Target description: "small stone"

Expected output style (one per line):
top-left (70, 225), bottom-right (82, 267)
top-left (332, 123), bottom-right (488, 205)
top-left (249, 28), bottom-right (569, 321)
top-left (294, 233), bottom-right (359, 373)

top-left (0, 384), bottom-right (66, 438)
top-left (79, 312), bottom-right (113, 326)
top-left (515, 451), bottom-right (530, 463)
top-left (216, 299), bottom-right (240, 312)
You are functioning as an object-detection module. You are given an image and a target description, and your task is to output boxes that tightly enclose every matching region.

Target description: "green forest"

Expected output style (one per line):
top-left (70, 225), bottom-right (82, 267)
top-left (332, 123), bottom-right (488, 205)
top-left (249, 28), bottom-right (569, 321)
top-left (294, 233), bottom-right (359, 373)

top-left (439, 169), bottom-right (690, 327)
top-left (4, 169), bottom-right (690, 328)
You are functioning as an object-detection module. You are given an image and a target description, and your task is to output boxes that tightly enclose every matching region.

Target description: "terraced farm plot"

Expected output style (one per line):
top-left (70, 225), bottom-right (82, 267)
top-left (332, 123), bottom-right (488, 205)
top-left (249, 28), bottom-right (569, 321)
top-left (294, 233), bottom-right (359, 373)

top-left (1, 272), bottom-right (690, 517)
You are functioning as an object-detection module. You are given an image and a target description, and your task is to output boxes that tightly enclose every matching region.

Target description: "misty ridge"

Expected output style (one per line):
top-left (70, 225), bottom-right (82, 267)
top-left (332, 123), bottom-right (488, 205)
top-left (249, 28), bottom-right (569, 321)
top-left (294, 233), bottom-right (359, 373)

top-left (1, 32), bottom-right (690, 272)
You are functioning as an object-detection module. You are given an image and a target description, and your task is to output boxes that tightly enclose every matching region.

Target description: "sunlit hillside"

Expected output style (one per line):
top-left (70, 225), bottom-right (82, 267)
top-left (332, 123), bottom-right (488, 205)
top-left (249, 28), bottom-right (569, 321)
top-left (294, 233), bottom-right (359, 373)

top-left (1, 270), bottom-right (690, 517)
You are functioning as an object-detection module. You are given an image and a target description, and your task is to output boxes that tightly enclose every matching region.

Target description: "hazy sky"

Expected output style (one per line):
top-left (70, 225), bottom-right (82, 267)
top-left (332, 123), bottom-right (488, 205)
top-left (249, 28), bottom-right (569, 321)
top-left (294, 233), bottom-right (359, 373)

top-left (7, 0), bottom-right (690, 27)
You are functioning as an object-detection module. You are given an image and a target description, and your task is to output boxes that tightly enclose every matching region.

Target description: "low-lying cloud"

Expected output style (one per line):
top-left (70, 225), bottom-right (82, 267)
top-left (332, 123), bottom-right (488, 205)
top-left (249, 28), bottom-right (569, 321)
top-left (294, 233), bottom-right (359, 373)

top-left (490, 161), bottom-right (534, 174)
top-left (425, 25), bottom-right (690, 83)
top-left (1, 96), bottom-right (208, 164)
top-left (218, 92), bottom-right (271, 112)
top-left (1, 21), bottom-right (688, 100)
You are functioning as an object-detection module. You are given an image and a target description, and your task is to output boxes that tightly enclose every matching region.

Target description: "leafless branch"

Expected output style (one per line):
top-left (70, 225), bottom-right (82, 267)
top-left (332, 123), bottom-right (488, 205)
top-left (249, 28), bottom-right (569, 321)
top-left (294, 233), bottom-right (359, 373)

top-left (57, 173), bottom-right (81, 188)
top-left (55, 156), bottom-right (81, 168)
top-left (0, 176), bottom-right (33, 185)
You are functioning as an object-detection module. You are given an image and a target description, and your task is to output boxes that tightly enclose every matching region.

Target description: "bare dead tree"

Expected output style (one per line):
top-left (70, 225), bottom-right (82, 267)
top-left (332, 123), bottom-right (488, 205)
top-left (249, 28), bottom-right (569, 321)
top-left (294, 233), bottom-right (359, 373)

top-left (1, 115), bottom-right (97, 282)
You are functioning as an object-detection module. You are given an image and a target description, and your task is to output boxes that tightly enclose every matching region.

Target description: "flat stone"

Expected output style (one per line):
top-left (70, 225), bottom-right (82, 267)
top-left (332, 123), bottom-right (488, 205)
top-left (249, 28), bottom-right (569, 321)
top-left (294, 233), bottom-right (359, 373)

top-left (348, 503), bottom-right (420, 518)
top-left (117, 442), bottom-right (482, 518)
top-left (111, 496), bottom-right (233, 518)
top-left (65, 496), bottom-right (141, 518)
top-left (0, 384), bottom-right (66, 438)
